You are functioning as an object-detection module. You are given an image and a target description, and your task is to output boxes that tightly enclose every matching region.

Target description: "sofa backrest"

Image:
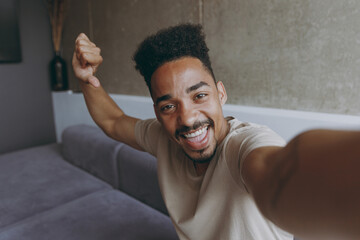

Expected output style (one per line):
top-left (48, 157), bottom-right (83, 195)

top-left (62, 124), bottom-right (123, 187)
top-left (61, 124), bottom-right (168, 215)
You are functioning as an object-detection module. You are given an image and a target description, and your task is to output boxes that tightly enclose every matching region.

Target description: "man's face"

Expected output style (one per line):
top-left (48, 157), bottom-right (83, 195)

top-left (151, 57), bottom-right (228, 163)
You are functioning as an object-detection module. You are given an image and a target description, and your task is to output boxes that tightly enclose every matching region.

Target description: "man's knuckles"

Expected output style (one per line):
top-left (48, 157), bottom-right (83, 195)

top-left (75, 38), bottom-right (96, 49)
top-left (77, 45), bottom-right (101, 55)
top-left (78, 52), bottom-right (103, 66)
top-left (78, 33), bottom-right (88, 39)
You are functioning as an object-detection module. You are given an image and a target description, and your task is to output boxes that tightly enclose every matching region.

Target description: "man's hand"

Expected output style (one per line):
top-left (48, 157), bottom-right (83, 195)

top-left (72, 33), bottom-right (103, 88)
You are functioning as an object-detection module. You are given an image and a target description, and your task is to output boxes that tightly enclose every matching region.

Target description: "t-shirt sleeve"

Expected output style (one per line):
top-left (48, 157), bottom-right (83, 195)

top-left (134, 118), bottom-right (163, 157)
top-left (225, 123), bottom-right (286, 189)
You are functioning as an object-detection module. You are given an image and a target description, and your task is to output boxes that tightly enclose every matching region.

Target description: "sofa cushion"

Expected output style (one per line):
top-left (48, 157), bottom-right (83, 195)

top-left (62, 124), bottom-right (124, 188)
top-left (0, 144), bottom-right (111, 229)
top-left (117, 144), bottom-right (168, 215)
top-left (0, 189), bottom-right (179, 240)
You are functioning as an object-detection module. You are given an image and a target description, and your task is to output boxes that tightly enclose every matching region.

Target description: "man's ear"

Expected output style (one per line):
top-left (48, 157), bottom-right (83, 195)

top-left (216, 81), bottom-right (227, 105)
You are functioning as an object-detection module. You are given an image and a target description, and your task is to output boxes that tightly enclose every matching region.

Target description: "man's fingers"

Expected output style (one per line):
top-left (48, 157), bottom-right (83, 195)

top-left (78, 33), bottom-right (89, 41)
top-left (76, 38), bottom-right (96, 48)
top-left (75, 46), bottom-right (100, 62)
top-left (76, 45), bottom-right (101, 55)
top-left (73, 33), bottom-right (103, 86)
top-left (78, 52), bottom-right (103, 67)
top-left (74, 34), bottom-right (102, 69)
top-left (75, 34), bottom-right (96, 47)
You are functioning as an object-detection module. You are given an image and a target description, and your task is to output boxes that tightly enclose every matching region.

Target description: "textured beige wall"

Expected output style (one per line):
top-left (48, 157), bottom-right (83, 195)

top-left (204, 0), bottom-right (360, 115)
top-left (63, 0), bottom-right (360, 115)
top-left (62, 0), bottom-right (200, 96)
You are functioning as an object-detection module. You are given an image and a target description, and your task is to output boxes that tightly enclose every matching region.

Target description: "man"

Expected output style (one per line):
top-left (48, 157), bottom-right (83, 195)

top-left (73, 24), bottom-right (360, 240)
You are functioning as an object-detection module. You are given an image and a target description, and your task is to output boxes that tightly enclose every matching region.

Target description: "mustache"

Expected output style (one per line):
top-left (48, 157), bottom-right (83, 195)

top-left (175, 119), bottom-right (214, 139)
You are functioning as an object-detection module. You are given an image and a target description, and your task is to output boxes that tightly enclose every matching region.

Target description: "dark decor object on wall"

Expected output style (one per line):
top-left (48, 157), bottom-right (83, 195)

top-left (47, 0), bottom-right (68, 91)
top-left (50, 51), bottom-right (68, 91)
top-left (0, 0), bottom-right (22, 63)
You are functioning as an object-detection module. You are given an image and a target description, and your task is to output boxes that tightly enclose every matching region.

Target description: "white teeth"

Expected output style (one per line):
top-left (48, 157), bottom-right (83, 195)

top-left (184, 127), bottom-right (207, 138)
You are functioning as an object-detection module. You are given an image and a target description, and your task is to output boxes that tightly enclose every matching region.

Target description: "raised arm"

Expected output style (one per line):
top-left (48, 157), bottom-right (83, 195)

top-left (72, 33), bottom-right (142, 151)
top-left (243, 129), bottom-right (360, 240)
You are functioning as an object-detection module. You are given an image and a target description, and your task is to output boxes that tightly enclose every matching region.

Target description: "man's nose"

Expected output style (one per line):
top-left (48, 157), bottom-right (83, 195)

top-left (177, 103), bottom-right (198, 127)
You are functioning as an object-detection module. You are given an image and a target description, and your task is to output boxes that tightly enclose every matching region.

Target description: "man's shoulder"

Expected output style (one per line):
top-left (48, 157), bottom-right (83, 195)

top-left (226, 117), bottom-right (267, 137)
top-left (136, 118), bottom-right (162, 132)
top-left (222, 116), bottom-right (285, 158)
top-left (135, 118), bottom-right (166, 156)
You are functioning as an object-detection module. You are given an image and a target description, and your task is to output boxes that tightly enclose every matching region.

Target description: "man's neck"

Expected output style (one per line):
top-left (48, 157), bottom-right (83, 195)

top-left (194, 162), bottom-right (210, 176)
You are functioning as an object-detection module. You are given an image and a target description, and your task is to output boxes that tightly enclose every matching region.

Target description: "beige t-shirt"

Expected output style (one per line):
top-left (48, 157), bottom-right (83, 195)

top-left (135, 117), bottom-right (293, 240)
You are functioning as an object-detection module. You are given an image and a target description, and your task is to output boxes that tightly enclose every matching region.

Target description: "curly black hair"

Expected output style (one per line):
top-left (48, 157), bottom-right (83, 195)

top-left (133, 23), bottom-right (216, 93)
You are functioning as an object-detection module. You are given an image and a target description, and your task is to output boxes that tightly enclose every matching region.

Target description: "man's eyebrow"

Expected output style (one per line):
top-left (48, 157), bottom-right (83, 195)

top-left (155, 82), bottom-right (210, 106)
top-left (155, 94), bottom-right (172, 106)
top-left (186, 81), bottom-right (210, 94)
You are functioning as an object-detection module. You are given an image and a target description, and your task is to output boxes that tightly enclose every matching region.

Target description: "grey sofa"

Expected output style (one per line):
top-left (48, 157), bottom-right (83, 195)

top-left (0, 124), bottom-right (178, 240)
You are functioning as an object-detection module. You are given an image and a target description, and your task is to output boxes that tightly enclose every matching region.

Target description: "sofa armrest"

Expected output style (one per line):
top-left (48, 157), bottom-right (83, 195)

top-left (61, 124), bottom-right (124, 188)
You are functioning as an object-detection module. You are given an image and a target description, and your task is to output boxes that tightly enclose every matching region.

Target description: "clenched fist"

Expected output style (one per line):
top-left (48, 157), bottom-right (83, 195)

top-left (72, 33), bottom-right (103, 88)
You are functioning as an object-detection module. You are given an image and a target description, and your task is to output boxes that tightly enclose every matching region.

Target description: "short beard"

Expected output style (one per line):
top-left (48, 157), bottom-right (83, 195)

top-left (184, 145), bottom-right (217, 164)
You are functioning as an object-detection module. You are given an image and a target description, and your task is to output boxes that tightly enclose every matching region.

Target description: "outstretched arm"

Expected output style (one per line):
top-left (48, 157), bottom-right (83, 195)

top-left (243, 129), bottom-right (360, 240)
top-left (72, 33), bottom-right (142, 150)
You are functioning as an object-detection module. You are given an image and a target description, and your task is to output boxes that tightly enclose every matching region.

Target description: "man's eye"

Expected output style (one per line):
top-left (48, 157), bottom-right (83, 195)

top-left (195, 93), bottom-right (207, 100)
top-left (161, 104), bottom-right (175, 112)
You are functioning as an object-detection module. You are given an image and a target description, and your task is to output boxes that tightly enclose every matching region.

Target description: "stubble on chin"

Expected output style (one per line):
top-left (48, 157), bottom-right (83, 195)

top-left (184, 144), bottom-right (217, 164)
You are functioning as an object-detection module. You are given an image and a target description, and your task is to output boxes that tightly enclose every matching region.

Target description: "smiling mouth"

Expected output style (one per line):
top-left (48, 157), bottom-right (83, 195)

top-left (182, 125), bottom-right (208, 139)
top-left (179, 125), bottom-right (210, 151)
top-left (176, 119), bottom-right (214, 139)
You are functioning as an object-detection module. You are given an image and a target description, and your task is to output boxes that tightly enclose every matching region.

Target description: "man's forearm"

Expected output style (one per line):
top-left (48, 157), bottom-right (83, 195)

top-left (80, 81), bottom-right (124, 135)
top-left (254, 130), bottom-right (360, 239)
top-left (72, 33), bottom-right (142, 150)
